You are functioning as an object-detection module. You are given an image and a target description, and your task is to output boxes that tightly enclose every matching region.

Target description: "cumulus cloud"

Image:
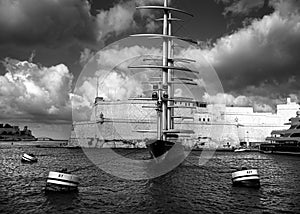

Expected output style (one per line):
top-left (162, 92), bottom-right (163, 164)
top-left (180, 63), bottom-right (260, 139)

top-left (75, 71), bottom-right (144, 103)
top-left (0, 0), bottom-right (163, 79)
top-left (0, 0), bottom-right (166, 125)
top-left (95, 0), bottom-right (163, 45)
top-left (136, 0), bottom-right (167, 6)
top-left (203, 93), bottom-right (250, 106)
top-left (73, 42), bottom-right (162, 117)
top-left (216, 0), bottom-right (300, 17)
top-left (0, 58), bottom-right (73, 123)
top-left (270, 0), bottom-right (300, 17)
top-left (100, 71), bottom-right (144, 100)
top-left (79, 48), bottom-right (96, 66)
top-left (201, 0), bottom-right (300, 113)
top-left (202, 92), bottom-right (285, 112)
top-left (198, 0), bottom-right (300, 100)
top-left (216, 0), bottom-right (267, 16)
top-left (95, 2), bottom-right (137, 43)
top-left (2, 0), bottom-right (300, 125)
top-left (72, 36), bottom-right (226, 121)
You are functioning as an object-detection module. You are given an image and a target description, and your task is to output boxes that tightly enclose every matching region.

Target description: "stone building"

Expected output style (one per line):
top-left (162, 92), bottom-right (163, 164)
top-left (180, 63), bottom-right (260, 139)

top-left (69, 97), bottom-right (299, 148)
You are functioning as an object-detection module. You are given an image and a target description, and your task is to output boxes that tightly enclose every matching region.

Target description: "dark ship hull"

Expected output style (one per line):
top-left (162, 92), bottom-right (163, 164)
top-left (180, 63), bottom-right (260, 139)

top-left (262, 109), bottom-right (300, 156)
top-left (260, 142), bottom-right (300, 155)
top-left (146, 140), bottom-right (174, 158)
top-left (146, 139), bottom-right (186, 163)
top-left (232, 179), bottom-right (260, 188)
top-left (145, 140), bottom-right (187, 176)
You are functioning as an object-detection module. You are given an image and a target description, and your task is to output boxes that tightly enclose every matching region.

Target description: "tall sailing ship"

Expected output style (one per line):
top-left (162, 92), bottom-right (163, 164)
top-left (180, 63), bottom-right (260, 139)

top-left (127, 1), bottom-right (199, 159)
top-left (71, 0), bottom-right (212, 160)
top-left (70, 1), bottom-right (300, 154)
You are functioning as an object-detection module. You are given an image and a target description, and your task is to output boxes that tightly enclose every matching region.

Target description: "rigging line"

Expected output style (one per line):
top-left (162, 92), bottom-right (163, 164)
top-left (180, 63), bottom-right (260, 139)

top-left (131, 100), bottom-right (155, 121)
top-left (144, 38), bottom-right (167, 52)
top-left (173, 15), bottom-right (193, 39)
top-left (127, 54), bottom-right (154, 69)
top-left (144, 13), bottom-right (165, 51)
top-left (183, 157), bottom-right (200, 167)
top-left (68, 148), bottom-right (144, 173)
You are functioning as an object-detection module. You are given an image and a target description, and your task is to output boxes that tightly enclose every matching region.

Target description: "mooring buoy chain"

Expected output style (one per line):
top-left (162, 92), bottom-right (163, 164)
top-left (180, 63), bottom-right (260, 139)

top-left (68, 149), bottom-right (143, 173)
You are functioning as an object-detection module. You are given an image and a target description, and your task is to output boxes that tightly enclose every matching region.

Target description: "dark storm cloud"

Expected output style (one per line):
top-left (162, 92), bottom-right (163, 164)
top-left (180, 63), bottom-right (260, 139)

top-left (0, 0), bottom-right (97, 79)
top-left (198, 0), bottom-right (300, 110)
top-left (0, 0), bottom-right (163, 76)
top-left (0, 0), bottom-right (165, 124)
top-left (215, 0), bottom-right (269, 16)
top-left (0, 0), bottom-right (163, 47)
top-left (0, 0), bottom-right (96, 46)
top-left (209, 1), bottom-right (300, 94)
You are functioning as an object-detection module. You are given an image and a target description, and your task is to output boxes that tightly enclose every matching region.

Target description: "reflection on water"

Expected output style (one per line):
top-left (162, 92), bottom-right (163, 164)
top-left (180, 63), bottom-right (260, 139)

top-left (0, 146), bottom-right (299, 213)
top-left (45, 191), bottom-right (80, 210)
top-left (229, 186), bottom-right (262, 213)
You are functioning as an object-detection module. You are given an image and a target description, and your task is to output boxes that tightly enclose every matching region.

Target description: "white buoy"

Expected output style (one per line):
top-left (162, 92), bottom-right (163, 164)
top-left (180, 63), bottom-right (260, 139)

top-left (21, 153), bottom-right (38, 163)
top-left (45, 170), bottom-right (79, 192)
top-left (234, 148), bottom-right (247, 152)
top-left (232, 168), bottom-right (260, 188)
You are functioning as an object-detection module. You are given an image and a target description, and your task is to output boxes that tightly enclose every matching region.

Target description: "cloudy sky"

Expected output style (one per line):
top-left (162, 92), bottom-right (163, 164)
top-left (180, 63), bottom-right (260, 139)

top-left (0, 0), bottom-right (299, 139)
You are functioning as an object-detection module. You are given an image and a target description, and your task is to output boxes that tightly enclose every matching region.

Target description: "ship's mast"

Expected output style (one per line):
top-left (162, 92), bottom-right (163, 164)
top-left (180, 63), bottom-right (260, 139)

top-left (96, 77), bottom-right (99, 98)
top-left (129, 0), bottom-right (196, 141)
top-left (94, 77), bottom-right (99, 120)
top-left (167, 11), bottom-right (174, 131)
top-left (162, 0), bottom-right (169, 140)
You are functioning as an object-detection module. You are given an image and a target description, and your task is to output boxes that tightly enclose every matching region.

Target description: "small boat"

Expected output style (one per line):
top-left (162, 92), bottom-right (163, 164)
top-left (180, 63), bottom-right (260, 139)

top-left (45, 169), bottom-right (79, 192)
top-left (232, 167), bottom-right (260, 188)
top-left (261, 110), bottom-right (300, 156)
top-left (260, 150), bottom-right (272, 154)
top-left (234, 148), bottom-right (248, 152)
top-left (21, 153), bottom-right (38, 163)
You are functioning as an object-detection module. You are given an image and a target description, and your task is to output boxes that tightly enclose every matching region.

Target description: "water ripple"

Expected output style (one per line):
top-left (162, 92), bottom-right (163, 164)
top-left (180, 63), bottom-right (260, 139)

top-left (0, 147), bottom-right (299, 213)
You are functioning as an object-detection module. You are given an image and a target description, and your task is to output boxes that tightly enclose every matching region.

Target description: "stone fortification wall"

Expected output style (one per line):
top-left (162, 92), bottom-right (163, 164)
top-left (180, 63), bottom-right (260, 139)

top-left (69, 98), bottom-right (300, 148)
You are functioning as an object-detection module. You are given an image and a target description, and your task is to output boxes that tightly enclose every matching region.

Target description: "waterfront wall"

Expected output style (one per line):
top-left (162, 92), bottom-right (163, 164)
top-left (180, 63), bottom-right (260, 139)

top-left (69, 98), bottom-right (300, 148)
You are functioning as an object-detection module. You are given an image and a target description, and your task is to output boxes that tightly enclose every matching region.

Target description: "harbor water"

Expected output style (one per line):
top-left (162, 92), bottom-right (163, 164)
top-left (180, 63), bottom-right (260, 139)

top-left (0, 145), bottom-right (299, 213)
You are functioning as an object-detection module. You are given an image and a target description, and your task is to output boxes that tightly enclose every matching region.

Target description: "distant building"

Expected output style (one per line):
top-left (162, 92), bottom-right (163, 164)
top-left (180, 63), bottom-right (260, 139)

top-left (69, 97), bottom-right (300, 148)
top-left (0, 124), bottom-right (35, 140)
top-left (0, 124), bottom-right (20, 135)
